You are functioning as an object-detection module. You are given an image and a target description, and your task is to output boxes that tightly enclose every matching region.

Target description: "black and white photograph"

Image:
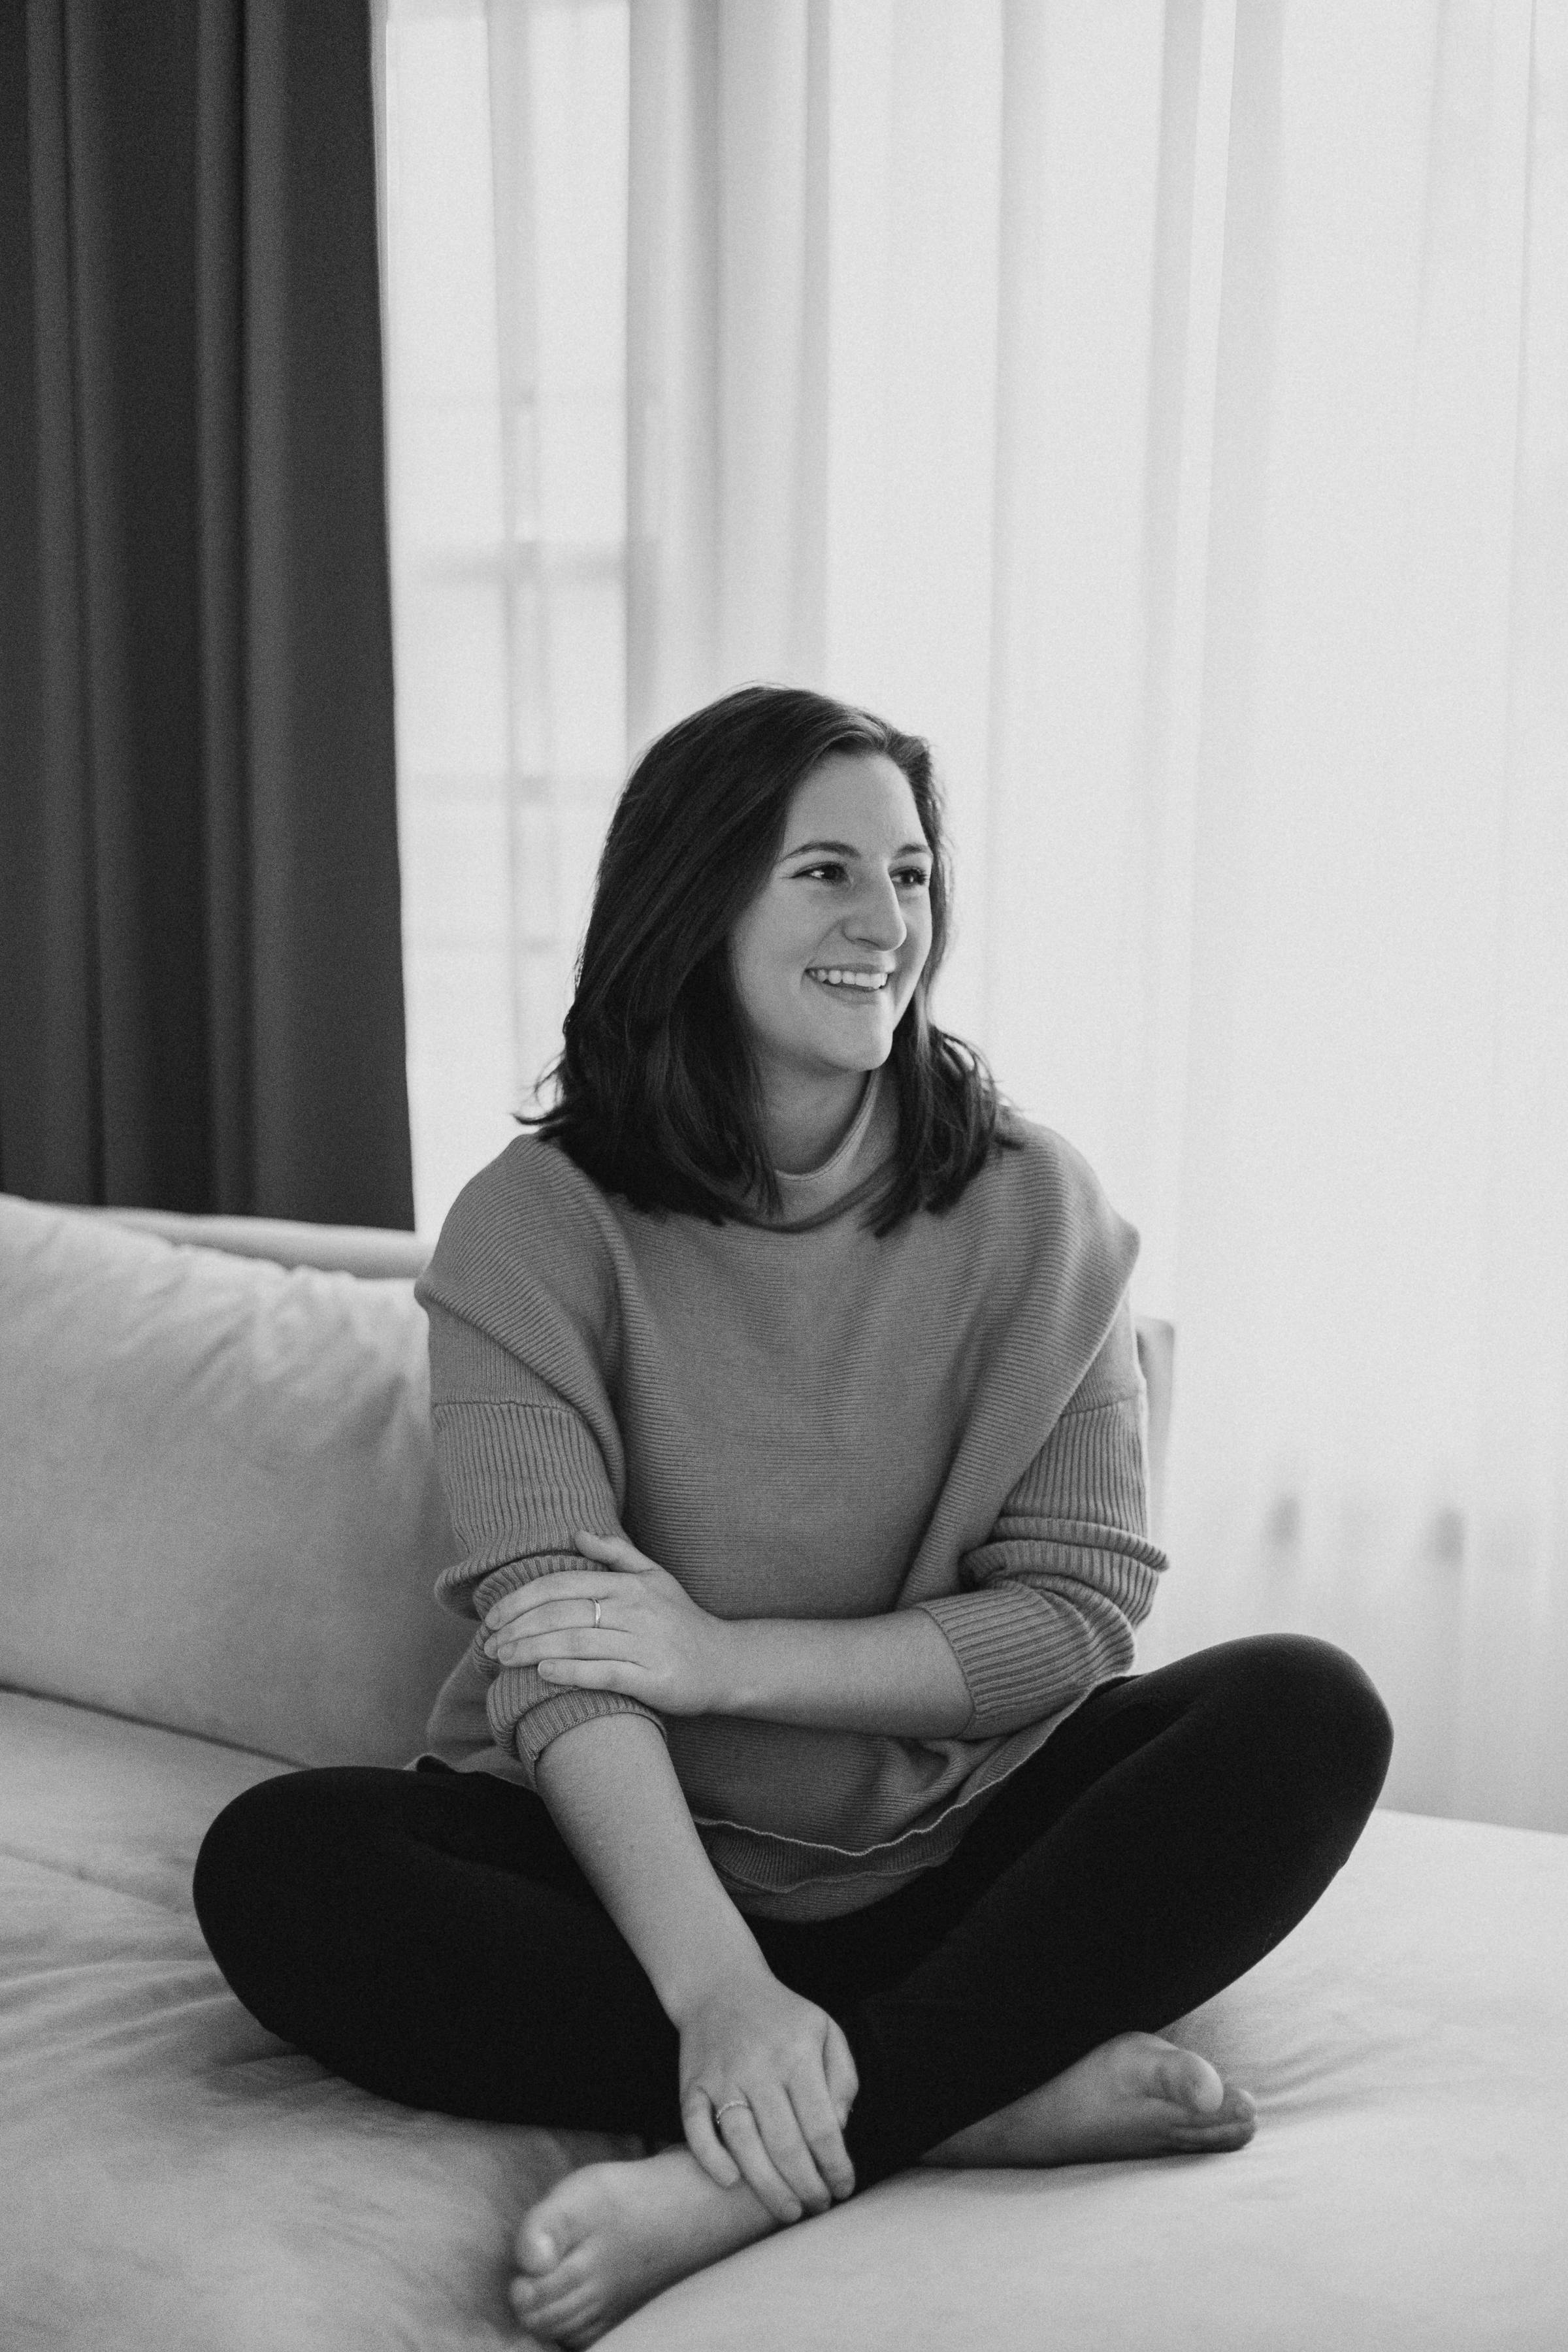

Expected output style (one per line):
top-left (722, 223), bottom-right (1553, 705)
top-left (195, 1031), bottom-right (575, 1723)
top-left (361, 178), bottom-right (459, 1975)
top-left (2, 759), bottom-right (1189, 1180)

top-left (1, 3), bottom-right (1564, 2345)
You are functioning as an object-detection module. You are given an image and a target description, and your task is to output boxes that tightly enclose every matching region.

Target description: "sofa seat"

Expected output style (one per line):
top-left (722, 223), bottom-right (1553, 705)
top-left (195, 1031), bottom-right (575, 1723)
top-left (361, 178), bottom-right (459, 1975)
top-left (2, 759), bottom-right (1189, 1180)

top-left (1, 1688), bottom-right (641, 2352)
top-left (7, 1677), bottom-right (1567, 2351)
top-left (621, 1797), bottom-right (1568, 2352)
top-left (5, 1192), bottom-right (1566, 2348)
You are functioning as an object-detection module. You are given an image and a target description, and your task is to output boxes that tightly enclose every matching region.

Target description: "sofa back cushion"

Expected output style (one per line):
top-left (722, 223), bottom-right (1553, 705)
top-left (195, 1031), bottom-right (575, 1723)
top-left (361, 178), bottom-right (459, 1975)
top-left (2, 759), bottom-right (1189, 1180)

top-left (0, 1193), bottom-right (470, 1767)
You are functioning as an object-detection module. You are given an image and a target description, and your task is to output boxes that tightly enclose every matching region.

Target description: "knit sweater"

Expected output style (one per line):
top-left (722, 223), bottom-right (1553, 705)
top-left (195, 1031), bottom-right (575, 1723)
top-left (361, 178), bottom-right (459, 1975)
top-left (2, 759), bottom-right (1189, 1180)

top-left (413, 1064), bottom-right (1169, 1921)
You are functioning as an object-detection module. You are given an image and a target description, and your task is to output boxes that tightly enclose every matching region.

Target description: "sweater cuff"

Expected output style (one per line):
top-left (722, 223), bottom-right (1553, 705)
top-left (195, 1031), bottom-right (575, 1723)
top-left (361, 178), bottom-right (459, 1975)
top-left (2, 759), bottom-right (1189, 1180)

top-left (915, 1587), bottom-right (1108, 1739)
top-left (512, 1687), bottom-right (667, 1776)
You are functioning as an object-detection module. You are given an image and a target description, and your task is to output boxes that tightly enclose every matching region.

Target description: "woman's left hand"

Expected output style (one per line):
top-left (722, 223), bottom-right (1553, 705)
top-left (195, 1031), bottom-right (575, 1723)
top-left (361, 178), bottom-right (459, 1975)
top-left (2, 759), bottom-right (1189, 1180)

top-left (480, 1530), bottom-right (738, 1718)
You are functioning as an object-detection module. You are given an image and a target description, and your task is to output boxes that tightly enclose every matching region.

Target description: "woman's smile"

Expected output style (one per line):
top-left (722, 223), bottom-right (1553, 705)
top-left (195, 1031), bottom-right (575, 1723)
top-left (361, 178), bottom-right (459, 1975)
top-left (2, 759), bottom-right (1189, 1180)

top-left (806, 968), bottom-right (893, 1006)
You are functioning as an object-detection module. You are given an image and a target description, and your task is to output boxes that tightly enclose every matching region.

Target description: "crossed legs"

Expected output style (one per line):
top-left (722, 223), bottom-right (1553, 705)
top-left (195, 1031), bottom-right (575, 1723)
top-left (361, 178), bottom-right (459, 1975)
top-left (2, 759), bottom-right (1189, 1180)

top-left (194, 1633), bottom-right (1392, 2343)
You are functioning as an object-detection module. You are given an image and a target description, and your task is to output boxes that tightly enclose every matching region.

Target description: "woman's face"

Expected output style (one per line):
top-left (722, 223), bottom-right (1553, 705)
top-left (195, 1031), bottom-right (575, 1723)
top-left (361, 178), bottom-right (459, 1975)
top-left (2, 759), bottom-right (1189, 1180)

top-left (728, 750), bottom-right (934, 1098)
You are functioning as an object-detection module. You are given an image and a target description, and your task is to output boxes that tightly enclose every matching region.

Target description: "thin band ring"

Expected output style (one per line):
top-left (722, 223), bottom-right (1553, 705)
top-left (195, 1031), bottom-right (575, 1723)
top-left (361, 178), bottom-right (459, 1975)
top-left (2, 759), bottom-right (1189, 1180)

top-left (713, 2099), bottom-right (749, 2122)
top-left (591, 1599), bottom-right (601, 1630)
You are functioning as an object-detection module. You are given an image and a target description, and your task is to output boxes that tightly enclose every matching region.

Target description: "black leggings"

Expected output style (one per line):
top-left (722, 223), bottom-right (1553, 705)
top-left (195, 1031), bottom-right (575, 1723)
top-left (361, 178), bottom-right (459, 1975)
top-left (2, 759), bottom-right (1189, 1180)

top-left (193, 1633), bottom-right (1392, 2191)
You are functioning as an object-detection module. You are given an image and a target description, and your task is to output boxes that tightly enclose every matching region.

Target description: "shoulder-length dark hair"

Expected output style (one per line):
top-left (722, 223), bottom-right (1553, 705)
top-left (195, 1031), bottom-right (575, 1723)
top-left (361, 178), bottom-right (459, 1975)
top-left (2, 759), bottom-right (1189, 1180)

top-left (516, 683), bottom-right (1027, 1237)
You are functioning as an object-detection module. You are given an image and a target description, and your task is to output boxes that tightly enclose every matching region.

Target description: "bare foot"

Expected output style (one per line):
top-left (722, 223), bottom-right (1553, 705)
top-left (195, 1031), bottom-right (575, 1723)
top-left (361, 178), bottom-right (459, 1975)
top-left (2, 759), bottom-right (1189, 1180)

top-left (508, 2037), bottom-right (1252, 2340)
top-left (918, 2032), bottom-right (1257, 2169)
top-left (510, 2144), bottom-right (784, 2347)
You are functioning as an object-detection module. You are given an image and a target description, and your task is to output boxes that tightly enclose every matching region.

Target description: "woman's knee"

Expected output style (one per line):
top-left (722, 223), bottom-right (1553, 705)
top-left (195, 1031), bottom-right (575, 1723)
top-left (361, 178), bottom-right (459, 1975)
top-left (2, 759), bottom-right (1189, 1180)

top-left (1228, 1633), bottom-right (1394, 1808)
top-left (193, 1767), bottom-right (363, 1963)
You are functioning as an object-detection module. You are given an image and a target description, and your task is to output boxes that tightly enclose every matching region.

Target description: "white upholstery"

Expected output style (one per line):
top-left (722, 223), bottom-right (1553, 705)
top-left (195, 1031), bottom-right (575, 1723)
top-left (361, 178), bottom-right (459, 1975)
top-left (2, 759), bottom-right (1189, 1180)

top-left (0, 1690), bottom-right (635, 2352)
top-left (0, 1194), bottom-right (470, 1766)
top-left (609, 1802), bottom-right (1568, 2350)
top-left (5, 1681), bottom-right (1563, 2351)
top-left (3, 1192), bottom-right (1564, 2348)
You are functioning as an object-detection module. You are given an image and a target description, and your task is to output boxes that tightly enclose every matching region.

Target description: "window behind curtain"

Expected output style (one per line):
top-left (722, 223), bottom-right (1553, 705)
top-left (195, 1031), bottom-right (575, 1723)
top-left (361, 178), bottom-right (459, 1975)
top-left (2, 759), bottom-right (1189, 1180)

top-left (378, 0), bottom-right (630, 1237)
top-left (369, 2), bottom-right (1568, 1831)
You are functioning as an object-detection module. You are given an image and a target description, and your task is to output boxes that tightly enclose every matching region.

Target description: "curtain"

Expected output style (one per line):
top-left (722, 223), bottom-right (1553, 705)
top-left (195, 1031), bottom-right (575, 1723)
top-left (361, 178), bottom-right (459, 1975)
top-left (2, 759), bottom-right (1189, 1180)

top-left (0, 0), bottom-right (415, 1228)
top-left (378, 0), bottom-right (1568, 1833)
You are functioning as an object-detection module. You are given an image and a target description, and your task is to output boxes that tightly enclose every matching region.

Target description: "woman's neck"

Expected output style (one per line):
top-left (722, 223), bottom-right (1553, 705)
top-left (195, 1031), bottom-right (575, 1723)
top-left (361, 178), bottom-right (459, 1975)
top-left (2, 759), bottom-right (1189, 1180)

top-left (764, 1070), bottom-right (873, 1176)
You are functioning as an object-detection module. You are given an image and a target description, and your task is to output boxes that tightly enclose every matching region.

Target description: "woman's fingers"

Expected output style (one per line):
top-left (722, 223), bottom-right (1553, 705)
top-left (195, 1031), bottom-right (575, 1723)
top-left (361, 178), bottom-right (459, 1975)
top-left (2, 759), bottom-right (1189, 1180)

top-left (823, 2017), bottom-right (860, 2127)
top-left (483, 1571), bottom-right (608, 1629)
top-left (488, 1625), bottom-right (623, 1663)
top-left (715, 2101), bottom-right (813, 2225)
top-left (742, 2084), bottom-right (835, 2217)
top-left (484, 1599), bottom-right (627, 1659)
top-left (680, 2097), bottom-right (742, 2193)
top-left (789, 2067), bottom-right (856, 2202)
top-left (574, 1528), bottom-right (657, 1572)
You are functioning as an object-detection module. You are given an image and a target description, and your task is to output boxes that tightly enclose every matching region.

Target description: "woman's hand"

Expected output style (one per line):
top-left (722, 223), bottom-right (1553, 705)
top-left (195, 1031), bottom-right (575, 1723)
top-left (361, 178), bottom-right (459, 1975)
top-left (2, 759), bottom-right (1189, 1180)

top-left (673, 1959), bottom-right (859, 2223)
top-left (480, 1529), bottom-right (737, 1718)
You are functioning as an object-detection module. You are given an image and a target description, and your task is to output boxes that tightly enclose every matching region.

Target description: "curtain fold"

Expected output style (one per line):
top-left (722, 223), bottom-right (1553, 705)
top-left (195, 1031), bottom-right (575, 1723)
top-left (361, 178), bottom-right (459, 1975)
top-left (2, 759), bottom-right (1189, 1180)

top-left (378, 0), bottom-right (1568, 1831)
top-left (0, 0), bottom-right (414, 1226)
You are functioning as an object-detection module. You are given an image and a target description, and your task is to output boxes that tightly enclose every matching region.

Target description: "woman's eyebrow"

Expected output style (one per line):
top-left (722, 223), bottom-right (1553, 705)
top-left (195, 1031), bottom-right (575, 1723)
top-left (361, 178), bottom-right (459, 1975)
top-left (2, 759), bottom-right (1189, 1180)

top-left (782, 838), bottom-right (931, 861)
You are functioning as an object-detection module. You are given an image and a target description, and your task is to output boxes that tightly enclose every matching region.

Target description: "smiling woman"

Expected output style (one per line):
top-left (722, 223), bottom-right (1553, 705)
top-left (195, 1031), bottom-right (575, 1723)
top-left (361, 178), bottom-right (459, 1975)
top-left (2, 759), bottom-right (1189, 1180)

top-left (514, 681), bottom-right (1025, 1233)
top-left (193, 680), bottom-right (1391, 2349)
top-left (728, 752), bottom-right (933, 1175)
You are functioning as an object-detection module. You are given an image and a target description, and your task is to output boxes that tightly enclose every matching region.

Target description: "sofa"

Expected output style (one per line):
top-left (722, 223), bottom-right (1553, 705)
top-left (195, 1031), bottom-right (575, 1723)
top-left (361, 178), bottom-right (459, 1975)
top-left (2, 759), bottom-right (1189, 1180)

top-left (3, 1186), bottom-right (1565, 2351)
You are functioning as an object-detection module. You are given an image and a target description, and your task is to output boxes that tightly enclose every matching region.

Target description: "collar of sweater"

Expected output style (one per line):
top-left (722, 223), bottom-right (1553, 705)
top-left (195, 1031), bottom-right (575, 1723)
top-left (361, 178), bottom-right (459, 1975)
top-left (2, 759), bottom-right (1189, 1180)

top-left (736, 1067), bottom-right (893, 1233)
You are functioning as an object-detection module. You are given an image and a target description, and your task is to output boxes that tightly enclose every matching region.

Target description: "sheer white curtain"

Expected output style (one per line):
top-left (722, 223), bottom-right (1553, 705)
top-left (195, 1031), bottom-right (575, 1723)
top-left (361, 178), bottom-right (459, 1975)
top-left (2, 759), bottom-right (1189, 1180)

top-left (376, 0), bottom-right (1568, 1833)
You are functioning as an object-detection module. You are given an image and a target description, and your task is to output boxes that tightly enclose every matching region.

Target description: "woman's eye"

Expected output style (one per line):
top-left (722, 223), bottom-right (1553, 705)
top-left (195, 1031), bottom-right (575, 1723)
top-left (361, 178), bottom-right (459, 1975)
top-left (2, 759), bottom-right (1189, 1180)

top-left (799, 864), bottom-right (929, 887)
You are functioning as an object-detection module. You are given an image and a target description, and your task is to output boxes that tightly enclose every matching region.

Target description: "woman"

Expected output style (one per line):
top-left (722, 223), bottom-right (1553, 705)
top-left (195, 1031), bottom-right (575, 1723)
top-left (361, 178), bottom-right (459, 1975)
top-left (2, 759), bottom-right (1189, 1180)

top-left (194, 684), bottom-right (1393, 2348)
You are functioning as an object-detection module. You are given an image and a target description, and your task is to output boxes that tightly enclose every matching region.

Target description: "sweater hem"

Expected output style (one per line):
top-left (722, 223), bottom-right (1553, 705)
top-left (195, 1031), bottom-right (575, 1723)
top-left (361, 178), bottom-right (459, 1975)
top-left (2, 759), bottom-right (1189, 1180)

top-left (688, 1693), bottom-right (1085, 1895)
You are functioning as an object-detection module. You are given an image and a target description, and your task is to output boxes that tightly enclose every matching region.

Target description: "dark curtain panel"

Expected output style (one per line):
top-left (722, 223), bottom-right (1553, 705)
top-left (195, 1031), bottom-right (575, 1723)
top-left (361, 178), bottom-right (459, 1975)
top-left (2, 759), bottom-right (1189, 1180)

top-left (0, 0), bottom-right (416, 1227)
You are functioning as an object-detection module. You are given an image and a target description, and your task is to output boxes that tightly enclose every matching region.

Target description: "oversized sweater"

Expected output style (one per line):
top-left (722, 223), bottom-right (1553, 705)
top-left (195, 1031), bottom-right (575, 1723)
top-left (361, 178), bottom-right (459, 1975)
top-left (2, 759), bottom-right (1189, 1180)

top-left (413, 1063), bottom-right (1169, 1921)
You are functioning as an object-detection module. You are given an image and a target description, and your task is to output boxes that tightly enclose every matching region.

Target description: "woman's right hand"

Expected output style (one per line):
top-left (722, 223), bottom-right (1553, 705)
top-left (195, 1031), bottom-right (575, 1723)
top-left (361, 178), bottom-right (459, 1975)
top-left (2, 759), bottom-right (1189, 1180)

top-left (674, 1960), bottom-right (860, 2223)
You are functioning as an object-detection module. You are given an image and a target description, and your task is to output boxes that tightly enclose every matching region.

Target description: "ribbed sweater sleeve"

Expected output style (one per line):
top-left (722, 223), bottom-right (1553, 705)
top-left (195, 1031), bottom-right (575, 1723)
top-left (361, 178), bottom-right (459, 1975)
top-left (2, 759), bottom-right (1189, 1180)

top-left (421, 1300), bottom-right (665, 1784)
top-left (915, 1296), bottom-right (1168, 1737)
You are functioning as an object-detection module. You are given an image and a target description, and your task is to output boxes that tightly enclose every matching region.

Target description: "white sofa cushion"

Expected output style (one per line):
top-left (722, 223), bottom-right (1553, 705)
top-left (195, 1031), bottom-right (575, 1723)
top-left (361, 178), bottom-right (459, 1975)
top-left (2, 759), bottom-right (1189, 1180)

top-left (5, 1683), bottom-right (1565, 2351)
top-left (0, 1192), bottom-right (470, 1767)
top-left (0, 1690), bottom-right (637, 2352)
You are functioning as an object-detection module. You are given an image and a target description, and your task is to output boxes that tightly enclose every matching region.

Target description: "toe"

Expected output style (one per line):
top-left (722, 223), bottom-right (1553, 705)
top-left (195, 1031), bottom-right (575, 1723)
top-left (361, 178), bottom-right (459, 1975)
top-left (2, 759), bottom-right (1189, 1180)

top-left (1194, 2081), bottom-right (1256, 2131)
top-left (512, 2272), bottom-right (602, 2347)
top-left (1150, 2044), bottom-right (1225, 2117)
top-left (512, 2274), bottom-right (548, 2321)
top-left (1168, 2092), bottom-right (1258, 2150)
top-left (515, 2217), bottom-right (560, 2276)
top-left (517, 2172), bottom-right (600, 2275)
top-left (1169, 2121), bottom-right (1254, 2154)
top-left (549, 2286), bottom-right (605, 2345)
top-left (532, 2243), bottom-right (595, 2298)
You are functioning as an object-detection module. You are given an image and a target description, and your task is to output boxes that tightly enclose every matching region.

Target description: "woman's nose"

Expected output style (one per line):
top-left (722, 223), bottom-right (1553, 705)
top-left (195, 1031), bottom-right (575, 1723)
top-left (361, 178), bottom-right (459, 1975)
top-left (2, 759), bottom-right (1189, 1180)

top-left (847, 876), bottom-right (908, 943)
